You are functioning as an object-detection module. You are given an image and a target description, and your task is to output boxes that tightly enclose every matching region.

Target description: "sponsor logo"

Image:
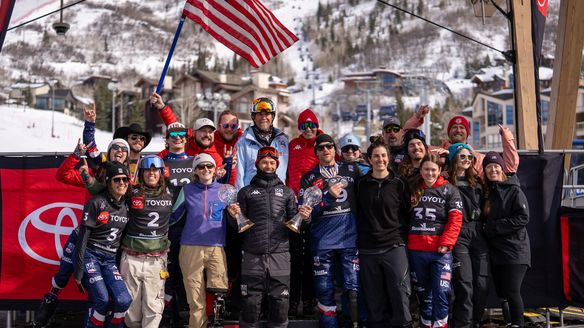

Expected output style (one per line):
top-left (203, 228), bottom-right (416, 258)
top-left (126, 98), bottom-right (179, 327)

top-left (18, 202), bottom-right (83, 265)
top-left (131, 197), bottom-right (144, 209)
top-left (89, 276), bottom-right (103, 284)
top-left (314, 269), bottom-right (327, 276)
top-left (241, 284), bottom-right (248, 296)
top-left (420, 195), bottom-right (445, 204)
top-left (313, 256), bottom-right (320, 267)
top-left (97, 211), bottom-right (109, 224)
top-left (251, 190), bottom-right (261, 195)
top-left (86, 262), bottom-right (97, 273)
top-left (281, 289), bottom-right (289, 296)
top-left (145, 199), bottom-right (172, 207)
top-left (312, 178), bottom-right (323, 190)
top-left (170, 167), bottom-right (193, 174)
top-left (294, 145), bottom-right (302, 150)
top-left (411, 223), bottom-right (436, 232)
top-left (275, 188), bottom-right (284, 197)
top-left (443, 263), bottom-right (451, 271)
top-left (109, 215), bottom-right (128, 223)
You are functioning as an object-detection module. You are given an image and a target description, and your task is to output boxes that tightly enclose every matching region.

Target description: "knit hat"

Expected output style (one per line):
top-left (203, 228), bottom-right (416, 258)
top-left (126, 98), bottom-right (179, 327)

top-left (314, 134), bottom-right (336, 155)
top-left (403, 129), bottom-right (426, 152)
top-left (298, 109), bottom-right (319, 130)
top-left (447, 143), bottom-right (473, 163)
top-left (105, 162), bottom-right (130, 182)
top-left (482, 151), bottom-right (504, 170)
top-left (192, 153), bottom-right (216, 169)
top-left (107, 138), bottom-right (130, 154)
top-left (448, 116), bottom-right (470, 136)
top-left (167, 122), bottom-right (187, 133)
top-left (255, 146), bottom-right (280, 168)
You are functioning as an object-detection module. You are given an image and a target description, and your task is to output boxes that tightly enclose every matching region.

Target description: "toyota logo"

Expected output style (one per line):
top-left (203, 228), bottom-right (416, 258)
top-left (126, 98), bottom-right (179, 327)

top-left (18, 202), bottom-right (83, 265)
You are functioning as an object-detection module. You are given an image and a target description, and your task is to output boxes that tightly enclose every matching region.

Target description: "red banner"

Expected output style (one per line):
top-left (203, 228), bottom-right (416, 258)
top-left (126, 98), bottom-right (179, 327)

top-left (0, 0), bottom-right (16, 53)
top-left (0, 157), bottom-right (87, 302)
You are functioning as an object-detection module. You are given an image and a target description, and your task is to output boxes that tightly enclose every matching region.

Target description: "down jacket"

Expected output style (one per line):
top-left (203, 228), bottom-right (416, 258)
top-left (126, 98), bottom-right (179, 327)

top-left (234, 171), bottom-right (298, 255)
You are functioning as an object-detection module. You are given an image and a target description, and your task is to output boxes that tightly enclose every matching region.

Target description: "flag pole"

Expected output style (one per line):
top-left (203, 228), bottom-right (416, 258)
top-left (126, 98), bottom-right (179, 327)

top-left (156, 14), bottom-right (186, 94)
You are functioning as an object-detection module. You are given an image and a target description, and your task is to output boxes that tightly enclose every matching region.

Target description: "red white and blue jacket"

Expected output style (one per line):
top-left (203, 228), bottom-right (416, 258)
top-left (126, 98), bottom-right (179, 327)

top-left (408, 176), bottom-right (463, 252)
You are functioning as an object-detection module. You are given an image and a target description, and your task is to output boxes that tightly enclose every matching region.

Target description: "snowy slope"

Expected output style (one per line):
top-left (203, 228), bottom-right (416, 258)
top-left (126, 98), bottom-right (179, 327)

top-left (0, 104), bottom-right (166, 153)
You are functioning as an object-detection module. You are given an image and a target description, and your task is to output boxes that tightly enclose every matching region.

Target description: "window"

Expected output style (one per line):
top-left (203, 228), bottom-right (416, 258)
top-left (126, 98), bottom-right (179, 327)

top-left (382, 74), bottom-right (396, 91)
top-left (487, 134), bottom-right (502, 148)
top-left (542, 100), bottom-right (549, 124)
top-left (473, 121), bottom-right (480, 145)
top-left (506, 105), bottom-right (514, 125)
top-left (237, 98), bottom-right (248, 113)
top-left (487, 101), bottom-right (503, 126)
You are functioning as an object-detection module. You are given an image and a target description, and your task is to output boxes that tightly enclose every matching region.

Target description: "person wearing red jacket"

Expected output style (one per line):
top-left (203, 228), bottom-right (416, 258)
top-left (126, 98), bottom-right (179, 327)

top-left (287, 108), bottom-right (322, 317)
top-left (150, 92), bottom-right (224, 168)
top-left (408, 154), bottom-right (463, 328)
top-left (214, 110), bottom-right (243, 186)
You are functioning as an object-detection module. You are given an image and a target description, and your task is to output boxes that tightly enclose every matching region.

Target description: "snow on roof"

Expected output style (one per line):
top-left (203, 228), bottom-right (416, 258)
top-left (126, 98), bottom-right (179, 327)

top-left (11, 82), bottom-right (46, 89)
top-left (471, 66), bottom-right (506, 83)
top-left (539, 67), bottom-right (553, 81)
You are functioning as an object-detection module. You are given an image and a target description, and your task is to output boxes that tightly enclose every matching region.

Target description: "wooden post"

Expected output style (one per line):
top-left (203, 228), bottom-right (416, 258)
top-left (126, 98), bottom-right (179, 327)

top-left (511, 0), bottom-right (539, 150)
top-left (544, 0), bottom-right (584, 154)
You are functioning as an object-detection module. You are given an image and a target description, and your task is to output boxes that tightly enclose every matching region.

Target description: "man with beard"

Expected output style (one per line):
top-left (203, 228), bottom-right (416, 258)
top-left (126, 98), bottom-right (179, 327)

top-left (235, 97), bottom-right (288, 190)
top-left (215, 110), bottom-right (243, 186)
top-left (150, 92), bottom-right (224, 168)
top-left (113, 123), bottom-right (152, 182)
top-left (397, 129), bottom-right (428, 182)
top-left (440, 116), bottom-right (519, 176)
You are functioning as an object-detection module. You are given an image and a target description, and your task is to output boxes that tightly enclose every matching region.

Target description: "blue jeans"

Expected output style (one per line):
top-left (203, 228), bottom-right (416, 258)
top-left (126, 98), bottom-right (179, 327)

top-left (82, 248), bottom-right (132, 328)
top-left (52, 229), bottom-right (79, 288)
top-left (313, 248), bottom-right (359, 328)
top-left (409, 250), bottom-right (453, 328)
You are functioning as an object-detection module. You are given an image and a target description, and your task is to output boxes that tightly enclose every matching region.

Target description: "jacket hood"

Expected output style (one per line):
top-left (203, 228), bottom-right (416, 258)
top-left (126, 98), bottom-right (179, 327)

top-left (493, 174), bottom-right (521, 187)
top-left (250, 171), bottom-right (283, 188)
top-left (423, 175), bottom-right (448, 189)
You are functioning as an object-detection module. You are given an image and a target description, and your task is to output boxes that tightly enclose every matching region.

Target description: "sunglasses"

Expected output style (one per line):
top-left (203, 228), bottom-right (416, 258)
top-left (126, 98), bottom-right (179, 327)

top-left (129, 134), bottom-right (146, 142)
top-left (112, 177), bottom-right (129, 184)
top-left (111, 144), bottom-right (129, 152)
top-left (383, 126), bottom-right (401, 133)
top-left (341, 145), bottom-right (359, 153)
top-left (316, 144), bottom-right (335, 151)
top-left (196, 163), bottom-right (215, 170)
top-left (168, 131), bottom-right (187, 139)
top-left (458, 154), bottom-right (474, 161)
top-left (221, 123), bottom-right (238, 130)
top-left (300, 122), bottom-right (318, 130)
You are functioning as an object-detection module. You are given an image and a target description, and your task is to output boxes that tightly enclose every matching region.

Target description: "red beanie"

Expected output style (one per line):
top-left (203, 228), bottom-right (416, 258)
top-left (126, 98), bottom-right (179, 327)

top-left (448, 116), bottom-right (470, 136)
top-left (298, 109), bottom-right (319, 130)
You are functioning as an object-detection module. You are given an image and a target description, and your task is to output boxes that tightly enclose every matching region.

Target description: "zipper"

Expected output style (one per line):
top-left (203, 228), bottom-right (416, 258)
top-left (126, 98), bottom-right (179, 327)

top-left (266, 186), bottom-right (272, 254)
top-left (204, 184), bottom-right (208, 221)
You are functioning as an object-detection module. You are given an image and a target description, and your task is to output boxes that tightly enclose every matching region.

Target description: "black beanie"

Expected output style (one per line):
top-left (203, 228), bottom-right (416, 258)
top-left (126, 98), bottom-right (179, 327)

top-left (482, 151), bottom-right (505, 170)
top-left (314, 134), bottom-right (336, 155)
top-left (403, 129), bottom-right (427, 152)
top-left (105, 162), bottom-right (130, 182)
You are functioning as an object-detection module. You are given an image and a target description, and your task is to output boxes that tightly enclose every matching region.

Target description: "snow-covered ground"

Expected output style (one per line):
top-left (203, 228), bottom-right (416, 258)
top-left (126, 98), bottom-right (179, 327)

top-left (0, 104), bottom-right (166, 153)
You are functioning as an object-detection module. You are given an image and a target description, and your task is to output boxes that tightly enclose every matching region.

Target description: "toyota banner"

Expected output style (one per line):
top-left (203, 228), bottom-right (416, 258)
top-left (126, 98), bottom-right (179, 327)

top-left (0, 155), bottom-right (87, 307)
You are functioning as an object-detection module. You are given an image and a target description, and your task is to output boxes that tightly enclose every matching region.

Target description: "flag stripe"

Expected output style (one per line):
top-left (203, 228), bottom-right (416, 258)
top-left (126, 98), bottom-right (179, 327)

top-left (251, 0), bottom-right (298, 46)
top-left (183, 0), bottom-right (298, 67)
top-left (206, 1), bottom-right (271, 63)
top-left (186, 1), bottom-right (268, 65)
top-left (183, 5), bottom-right (262, 67)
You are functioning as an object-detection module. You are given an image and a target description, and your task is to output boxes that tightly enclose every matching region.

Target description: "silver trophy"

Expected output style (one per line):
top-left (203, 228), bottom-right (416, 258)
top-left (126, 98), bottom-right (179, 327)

top-left (328, 176), bottom-right (348, 189)
top-left (218, 184), bottom-right (254, 233)
top-left (285, 186), bottom-right (322, 233)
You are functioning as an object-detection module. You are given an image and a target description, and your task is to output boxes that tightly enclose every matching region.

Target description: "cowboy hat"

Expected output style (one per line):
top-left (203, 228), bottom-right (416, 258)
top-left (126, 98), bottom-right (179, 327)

top-left (114, 123), bottom-right (152, 148)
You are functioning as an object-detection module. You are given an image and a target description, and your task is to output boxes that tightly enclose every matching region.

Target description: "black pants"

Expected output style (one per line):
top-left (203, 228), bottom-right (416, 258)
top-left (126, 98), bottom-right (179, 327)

top-left (240, 252), bottom-right (290, 328)
top-left (289, 228), bottom-right (314, 306)
top-left (360, 246), bottom-right (412, 328)
top-left (225, 224), bottom-right (242, 312)
top-left (452, 222), bottom-right (489, 328)
top-left (491, 264), bottom-right (528, 327)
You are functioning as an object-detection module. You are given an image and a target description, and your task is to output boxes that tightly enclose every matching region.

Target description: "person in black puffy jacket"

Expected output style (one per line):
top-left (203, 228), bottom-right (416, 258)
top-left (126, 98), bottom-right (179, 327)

top-left (228, 146), bottom-right (312, 328)
top-left (482, 152), bottom-right (530, 328)
top-left (446, 143), bottom-right (489, 328)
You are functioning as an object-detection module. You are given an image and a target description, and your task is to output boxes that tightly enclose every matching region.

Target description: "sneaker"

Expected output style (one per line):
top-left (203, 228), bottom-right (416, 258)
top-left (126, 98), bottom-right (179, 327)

top-left (33, 293), bottom-right (59, 327)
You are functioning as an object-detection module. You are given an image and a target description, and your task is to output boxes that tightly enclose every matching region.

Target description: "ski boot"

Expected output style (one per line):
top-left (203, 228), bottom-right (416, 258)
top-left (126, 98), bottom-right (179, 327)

top-left (208, 288), bottom-right (228, 328)
top-left (31, 293), bottom-right (59, 327)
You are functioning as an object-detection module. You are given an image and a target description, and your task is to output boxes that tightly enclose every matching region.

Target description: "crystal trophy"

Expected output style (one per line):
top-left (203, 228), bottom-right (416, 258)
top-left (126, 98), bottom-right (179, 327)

top-left (218, 184), bottom-right (254, 233)
top-left (285, 186), bottom-right (322, 233)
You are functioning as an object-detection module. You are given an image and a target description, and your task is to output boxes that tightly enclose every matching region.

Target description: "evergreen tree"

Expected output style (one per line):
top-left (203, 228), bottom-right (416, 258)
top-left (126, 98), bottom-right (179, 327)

top-left (129, 98), bottom-right (145, 128)
top-left (94, 80), bottom-right (112, 131)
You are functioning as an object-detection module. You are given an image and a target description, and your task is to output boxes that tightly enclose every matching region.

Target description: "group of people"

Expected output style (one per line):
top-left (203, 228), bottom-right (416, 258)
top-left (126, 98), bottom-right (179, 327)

top-left (31, 94), bottom-right (531, 328)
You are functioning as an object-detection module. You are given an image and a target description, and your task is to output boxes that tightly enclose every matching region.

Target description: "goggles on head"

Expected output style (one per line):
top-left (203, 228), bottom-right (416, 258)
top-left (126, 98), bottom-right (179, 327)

top-left (252, 98), bottom-right (275, 114)
top-left (139, 155), bottom-right (165, 170)
top-left (257, 146), bottom-right (279, 160)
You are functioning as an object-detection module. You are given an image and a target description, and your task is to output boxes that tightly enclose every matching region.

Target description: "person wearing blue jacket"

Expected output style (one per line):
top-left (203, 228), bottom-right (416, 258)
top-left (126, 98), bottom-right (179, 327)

top-left (300, 134), bottom-right (361, 328)
top-left (235, 97), bottom-right (289, 189)
top-left (171, 153), bottom-right (231, 328)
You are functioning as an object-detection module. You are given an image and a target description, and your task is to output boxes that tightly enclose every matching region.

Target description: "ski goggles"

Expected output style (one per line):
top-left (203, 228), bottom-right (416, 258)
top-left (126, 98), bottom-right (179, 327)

top-left (257, 146), bottom-right (279, 160)
top-left (300, 122), bottom-right (318, 130)
top-left (252, 98), bottom-right (275, 114)
top-left (139, 155), bottom-right (165, 170)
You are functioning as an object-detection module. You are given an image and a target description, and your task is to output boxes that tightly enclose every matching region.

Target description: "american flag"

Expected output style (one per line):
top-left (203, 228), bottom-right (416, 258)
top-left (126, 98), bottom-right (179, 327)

top-left (183, 0), bottom-right (299, 68)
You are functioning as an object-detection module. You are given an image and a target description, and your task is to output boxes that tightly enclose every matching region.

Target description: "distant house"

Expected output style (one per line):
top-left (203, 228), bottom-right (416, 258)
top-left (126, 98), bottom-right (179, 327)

top-left (135, 77), bottom-right (174, 134)
top-left (35, 89), bottom-right (89, 118)
top-left (167, 69), bottom-right (292, 132)
top-left (341, 67), bottom-right (403, 93)
top-left (471, 65), bottom-right (554, 92)
top-left (9, 82), bottom-right (52, 107)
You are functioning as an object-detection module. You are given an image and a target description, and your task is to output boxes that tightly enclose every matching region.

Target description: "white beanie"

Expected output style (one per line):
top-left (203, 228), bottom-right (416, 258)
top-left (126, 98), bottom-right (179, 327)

top-left (108, 138), bottom-right (130, 153)
top-left (192, 153), bottom-right (216, 169)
